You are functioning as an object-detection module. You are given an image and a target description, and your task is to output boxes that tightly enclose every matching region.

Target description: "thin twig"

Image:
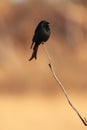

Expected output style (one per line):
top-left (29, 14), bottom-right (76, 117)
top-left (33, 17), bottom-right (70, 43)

top-left (43, 44), bottom-right (87, 126)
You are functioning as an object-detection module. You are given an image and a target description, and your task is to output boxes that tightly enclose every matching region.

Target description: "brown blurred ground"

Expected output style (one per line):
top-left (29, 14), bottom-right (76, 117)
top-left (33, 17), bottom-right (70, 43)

top-left (0, 0), bottom-right (87, 129)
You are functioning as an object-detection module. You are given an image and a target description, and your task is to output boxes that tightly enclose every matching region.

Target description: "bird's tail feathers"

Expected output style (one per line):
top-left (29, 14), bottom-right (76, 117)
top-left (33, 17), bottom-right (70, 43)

top-left (29, 45), bottom-right (38, 61)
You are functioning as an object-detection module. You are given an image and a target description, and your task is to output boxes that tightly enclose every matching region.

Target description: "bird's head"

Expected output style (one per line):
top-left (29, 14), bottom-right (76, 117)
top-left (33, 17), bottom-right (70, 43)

top-left (43, 20), bottom-right (49, 24)
top-left (41, 20), bottom-right (50, 30)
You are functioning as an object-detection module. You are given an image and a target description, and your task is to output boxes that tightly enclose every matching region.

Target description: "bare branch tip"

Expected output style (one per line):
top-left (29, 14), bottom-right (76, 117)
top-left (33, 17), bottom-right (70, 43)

top-left (84, 117), bottom-right (87, 126)
top-left (80, 116), bottom-right (87, 126)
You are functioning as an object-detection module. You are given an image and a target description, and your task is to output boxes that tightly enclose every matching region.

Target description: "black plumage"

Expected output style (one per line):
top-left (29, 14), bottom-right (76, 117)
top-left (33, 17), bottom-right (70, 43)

top-left (29, 20), bottom-right (51, 61)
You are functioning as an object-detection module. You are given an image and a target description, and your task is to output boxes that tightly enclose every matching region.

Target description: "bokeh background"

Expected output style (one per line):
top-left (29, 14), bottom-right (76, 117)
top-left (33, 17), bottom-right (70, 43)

top-left (0, 0), bottom-right (87, 129)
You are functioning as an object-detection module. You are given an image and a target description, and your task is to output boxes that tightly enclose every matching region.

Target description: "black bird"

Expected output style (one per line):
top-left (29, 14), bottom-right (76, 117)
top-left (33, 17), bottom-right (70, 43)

top-left (29, 20), bottom-right (51, 61)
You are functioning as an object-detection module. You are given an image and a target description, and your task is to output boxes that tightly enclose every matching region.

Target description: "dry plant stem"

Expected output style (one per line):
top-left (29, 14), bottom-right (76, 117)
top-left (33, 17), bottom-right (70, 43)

top-left (43, 44), bottom-right (87, 126)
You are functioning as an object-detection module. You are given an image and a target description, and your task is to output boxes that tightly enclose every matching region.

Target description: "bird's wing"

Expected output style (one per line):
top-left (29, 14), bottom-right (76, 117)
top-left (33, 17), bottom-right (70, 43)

top-left (31, 21), bottom-right (43, 48)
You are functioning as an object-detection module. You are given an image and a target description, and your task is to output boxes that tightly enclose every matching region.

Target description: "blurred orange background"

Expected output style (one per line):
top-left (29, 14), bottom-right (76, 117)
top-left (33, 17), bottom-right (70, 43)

top-left (0, 0), bottom-right (87, 130)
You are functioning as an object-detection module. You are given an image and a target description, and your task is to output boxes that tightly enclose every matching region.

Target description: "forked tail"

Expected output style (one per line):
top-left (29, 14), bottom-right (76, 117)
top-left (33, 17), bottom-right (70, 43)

top-left (29, 45), bottom-right (38, 61)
